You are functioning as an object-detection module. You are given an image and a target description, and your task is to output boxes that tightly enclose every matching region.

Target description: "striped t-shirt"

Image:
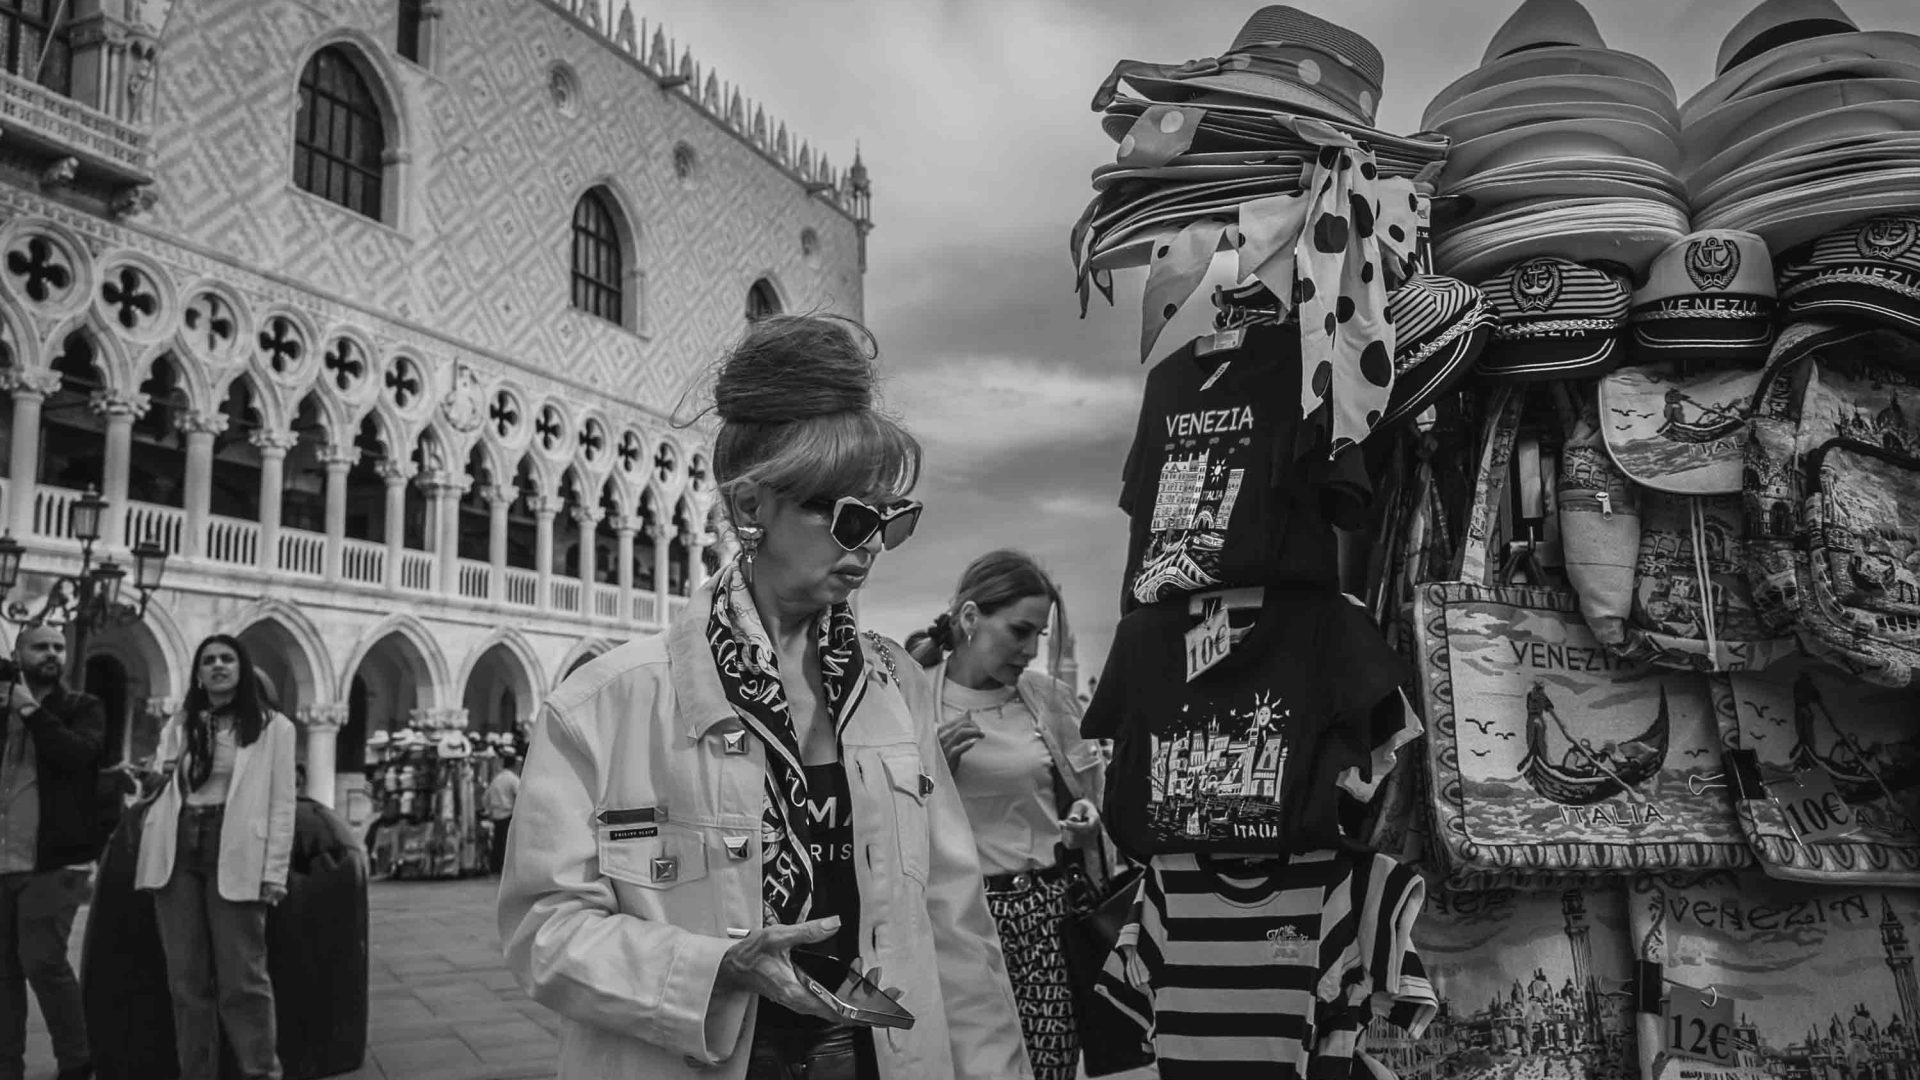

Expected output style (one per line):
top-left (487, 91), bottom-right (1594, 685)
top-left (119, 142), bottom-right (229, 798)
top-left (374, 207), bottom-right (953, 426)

top-left (1097, 850), bottom-right (1435, 1080)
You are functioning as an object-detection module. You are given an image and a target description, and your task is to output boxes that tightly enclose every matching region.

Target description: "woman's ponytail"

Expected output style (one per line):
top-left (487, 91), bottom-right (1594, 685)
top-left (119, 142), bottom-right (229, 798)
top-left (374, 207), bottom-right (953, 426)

top-left (904, 610), bottom-right (956, 668)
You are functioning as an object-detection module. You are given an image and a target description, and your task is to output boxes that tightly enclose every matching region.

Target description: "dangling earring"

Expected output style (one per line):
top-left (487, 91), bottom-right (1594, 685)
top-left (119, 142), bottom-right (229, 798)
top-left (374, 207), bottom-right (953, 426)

top-left (737, 523), bottom-right (764, 585)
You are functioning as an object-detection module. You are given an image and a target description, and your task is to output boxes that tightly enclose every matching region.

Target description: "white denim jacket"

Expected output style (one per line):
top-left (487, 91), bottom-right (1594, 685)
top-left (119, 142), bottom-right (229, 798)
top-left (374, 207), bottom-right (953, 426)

top-left (498, 582), bottom-right (1033, 1080)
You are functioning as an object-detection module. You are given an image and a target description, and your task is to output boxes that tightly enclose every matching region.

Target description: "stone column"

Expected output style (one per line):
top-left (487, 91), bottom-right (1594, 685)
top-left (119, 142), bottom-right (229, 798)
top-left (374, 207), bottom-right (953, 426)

top-left (416, 1), bottom-right (446, 69)
top-left (529, 494), bottom-right (561, 613)
top-left (378, 460), bottom-right (416, 591)
top-left (2, 369), bottom-right (62, 539)
top-left (251, 430), bottom-right (299, 573)
top-left (91, 388), bottom-right (149, 550)
top-left (429, 473), bottom-right (469, 596)
top-left (690, 529), bottom-right (712, 590)
top-left (134, 696), bottom-right (177, 765)
top-left (649, 522), bottom-right (672, 613)
top-left (613, 515), bottom-right (636, 624)
top-left (176, 410), bottom-right (227, 560)
top-left (573, 504), bottom-right (602, 613)
top-left (299, 704), bottom-right (348, 809)
top-left (485, 483), bottom-right (516, 603)
top-left (319, 446), bottom-right (360, 582)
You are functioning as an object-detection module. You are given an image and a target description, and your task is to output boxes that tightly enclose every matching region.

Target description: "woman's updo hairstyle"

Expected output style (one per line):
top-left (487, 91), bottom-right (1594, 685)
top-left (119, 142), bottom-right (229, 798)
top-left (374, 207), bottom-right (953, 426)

top-left (705, 314), bottom-right (920, 519)
top-left (905, 549), bottom-right (1070, 678)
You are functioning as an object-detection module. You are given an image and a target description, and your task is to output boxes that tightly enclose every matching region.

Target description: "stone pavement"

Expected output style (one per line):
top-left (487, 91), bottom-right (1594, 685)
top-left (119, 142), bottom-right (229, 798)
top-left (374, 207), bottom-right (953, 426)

top-left (28, 876), bottom-right (1159, 1080)
top-left (26, 876), bottom-right (560, 1080)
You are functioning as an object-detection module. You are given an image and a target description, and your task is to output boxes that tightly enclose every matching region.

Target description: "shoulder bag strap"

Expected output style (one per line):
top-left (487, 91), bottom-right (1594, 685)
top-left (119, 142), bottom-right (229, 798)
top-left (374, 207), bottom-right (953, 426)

top-left (1454, 386), bottom-right (1524, 588)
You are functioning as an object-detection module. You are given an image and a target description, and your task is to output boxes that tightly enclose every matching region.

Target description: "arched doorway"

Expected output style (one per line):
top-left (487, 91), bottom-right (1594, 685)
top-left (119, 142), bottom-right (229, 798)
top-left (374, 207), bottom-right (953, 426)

top-left (82, 612), bottom-right (179, 765)
top-left (234, 618), bottom-right (320, 720)
top-left (83, 655), bottom-right (129, 767)
top-left (340, 626), bottom-right (442, 772)
top-left (461, 641), bottom-right (536, 735)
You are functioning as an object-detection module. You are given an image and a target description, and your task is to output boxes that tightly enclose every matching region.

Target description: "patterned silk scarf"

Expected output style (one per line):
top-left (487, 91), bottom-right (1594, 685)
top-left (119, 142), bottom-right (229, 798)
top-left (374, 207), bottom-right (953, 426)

top-left (705, 558), bottom-right (869, 927)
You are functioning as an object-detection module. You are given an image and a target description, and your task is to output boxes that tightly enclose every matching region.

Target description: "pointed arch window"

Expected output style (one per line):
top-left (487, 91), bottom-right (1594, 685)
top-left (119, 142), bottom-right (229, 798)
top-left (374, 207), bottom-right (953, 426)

top-left (294, 46), bottom-right (388, 219)
top-left (747, 278), bottom-right (781, 322)
top-left (571, 187), bottom-right (625, 325)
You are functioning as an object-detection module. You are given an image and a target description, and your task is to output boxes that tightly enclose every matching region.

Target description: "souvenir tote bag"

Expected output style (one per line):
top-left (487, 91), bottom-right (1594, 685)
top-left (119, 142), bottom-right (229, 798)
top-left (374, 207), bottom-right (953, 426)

top-left (1413, 389), bottom-right (1751, 885)
top-left (1743, 320), bottom-right (1920, 686)
top-left (1711, 659), bottom-right (1920, 885)
top-left (1632, 872), bottom-right (1920, 1080)
top-left (1558, 364), bottom-right (1796, 673)
top-left (1371, 884), bottom-right (1637, 1080)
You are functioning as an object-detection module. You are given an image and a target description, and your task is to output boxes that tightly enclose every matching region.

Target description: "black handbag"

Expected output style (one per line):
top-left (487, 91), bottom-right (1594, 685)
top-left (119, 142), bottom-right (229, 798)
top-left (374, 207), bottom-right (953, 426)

top-left (1051, 768), bottom-right (1155, 1076)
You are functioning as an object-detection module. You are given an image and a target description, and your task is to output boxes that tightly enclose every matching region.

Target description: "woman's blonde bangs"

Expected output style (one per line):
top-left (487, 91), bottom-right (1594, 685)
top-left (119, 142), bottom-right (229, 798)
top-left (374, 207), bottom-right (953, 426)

top-left (720, 410), bottom-right (922, 505)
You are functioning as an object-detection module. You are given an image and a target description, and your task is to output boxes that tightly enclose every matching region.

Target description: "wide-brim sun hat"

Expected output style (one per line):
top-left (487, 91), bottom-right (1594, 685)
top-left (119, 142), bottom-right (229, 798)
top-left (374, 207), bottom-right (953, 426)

top-left (1689, 130), bottom-right (1920, 212)
top-left (1684, 0), bottom-right (1920, 123)
top-left (1442, 118), bottom-right (1682, 187)
top-left (1685, 98), bottom-right (1920, 191)
top-left (1710, 178), bottom-right (1920, 254)
top-left (1437, 207), bottom-right (1688, 283)
top-left (1448, 170), bottom-right (1689, 219)
top-left (1423, 73), bottom-right (1681, 130)
top-left (1435, 98), bottom-right (1680, 145)
top-left (1683, 77), bottom-right (1920, 175)
top-left (1097, 5), bottom-right (1388, 128)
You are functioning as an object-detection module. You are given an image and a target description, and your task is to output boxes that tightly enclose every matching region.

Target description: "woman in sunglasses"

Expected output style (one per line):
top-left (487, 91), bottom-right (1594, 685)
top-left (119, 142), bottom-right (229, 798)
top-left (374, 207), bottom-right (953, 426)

top-left (906, 551), bottom-right (1116, 1080)
top-left (500, 315), bottom-right (1032, 1080)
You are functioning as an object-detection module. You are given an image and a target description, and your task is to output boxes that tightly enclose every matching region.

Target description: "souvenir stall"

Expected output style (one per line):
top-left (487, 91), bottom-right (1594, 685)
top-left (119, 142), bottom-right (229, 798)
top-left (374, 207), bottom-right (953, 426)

top-left (1071, 1), bottom-right (1920, 1079)
top-left (362, 726), bottom-right (506, 879)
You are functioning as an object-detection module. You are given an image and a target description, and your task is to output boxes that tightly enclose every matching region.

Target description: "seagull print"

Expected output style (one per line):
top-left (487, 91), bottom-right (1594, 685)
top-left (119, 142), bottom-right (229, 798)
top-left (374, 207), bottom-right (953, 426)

top-left (1465, 718), bottom-right (1496, 734)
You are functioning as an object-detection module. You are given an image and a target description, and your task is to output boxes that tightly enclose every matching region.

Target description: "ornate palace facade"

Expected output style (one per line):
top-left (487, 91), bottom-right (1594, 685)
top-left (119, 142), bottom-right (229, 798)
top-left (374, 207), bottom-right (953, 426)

top-left (0, 0), bottom-right (871, 823)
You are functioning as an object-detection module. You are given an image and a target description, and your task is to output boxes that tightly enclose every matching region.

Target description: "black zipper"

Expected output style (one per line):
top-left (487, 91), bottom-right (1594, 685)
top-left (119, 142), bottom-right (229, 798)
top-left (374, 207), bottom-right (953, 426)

top-left (1807, 436), bottom-right (1920, 479)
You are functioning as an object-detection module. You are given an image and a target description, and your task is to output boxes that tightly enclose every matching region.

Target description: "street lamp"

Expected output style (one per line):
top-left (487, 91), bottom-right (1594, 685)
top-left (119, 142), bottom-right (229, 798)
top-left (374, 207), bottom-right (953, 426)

top-left (0, 484), bottom-right (171, 681)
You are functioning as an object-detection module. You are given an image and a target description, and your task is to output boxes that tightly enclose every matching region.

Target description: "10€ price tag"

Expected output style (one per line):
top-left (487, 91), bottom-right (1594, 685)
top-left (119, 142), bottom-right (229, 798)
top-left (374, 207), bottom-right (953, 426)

top-left (1775, 769), bottom-right (1862, 844)
top-left (1664, 985), bottom-right (1736, 1066)
top-left (1185, 606), bottom-right (1231, 682)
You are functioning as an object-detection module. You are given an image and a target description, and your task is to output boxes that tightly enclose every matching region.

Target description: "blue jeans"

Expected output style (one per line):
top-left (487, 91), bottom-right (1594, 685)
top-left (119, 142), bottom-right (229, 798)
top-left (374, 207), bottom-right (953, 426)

top-left (0, 868), bottom-right (91, 1080)
top-left (153, 805), bottom-right (280, 1080)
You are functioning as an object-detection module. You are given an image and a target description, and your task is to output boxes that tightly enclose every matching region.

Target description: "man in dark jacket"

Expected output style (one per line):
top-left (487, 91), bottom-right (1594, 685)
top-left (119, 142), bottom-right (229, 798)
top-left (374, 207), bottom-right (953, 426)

top-left (0, 624), bottom-right (104, 1080)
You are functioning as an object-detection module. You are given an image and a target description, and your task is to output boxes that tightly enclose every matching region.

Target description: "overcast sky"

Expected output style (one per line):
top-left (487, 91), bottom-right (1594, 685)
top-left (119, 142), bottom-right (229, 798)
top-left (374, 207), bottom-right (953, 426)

top-left (635, 0), bottom-right (1920, 686)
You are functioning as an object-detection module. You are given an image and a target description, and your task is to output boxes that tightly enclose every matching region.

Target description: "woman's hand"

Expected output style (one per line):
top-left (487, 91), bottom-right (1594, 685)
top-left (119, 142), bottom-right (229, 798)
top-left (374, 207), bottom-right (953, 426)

top-left (714, 917), bottom-right (844, 1022)
top-left (260, 882), bottom-right (288, 906)
top-left (1060, 798), bottom-right (1102, 849)
top-left (937, 716), bottom-right (985, 772)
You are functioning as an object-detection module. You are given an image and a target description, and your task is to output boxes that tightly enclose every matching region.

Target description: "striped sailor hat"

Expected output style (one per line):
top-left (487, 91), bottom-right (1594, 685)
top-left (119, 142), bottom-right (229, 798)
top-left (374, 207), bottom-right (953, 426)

top-left (1476, 257), bottom-right (1632, 382)
top-left (1379, 275), bottom-right (1497, 426)
top-left (1778, 214), bottom-right (1920, 335)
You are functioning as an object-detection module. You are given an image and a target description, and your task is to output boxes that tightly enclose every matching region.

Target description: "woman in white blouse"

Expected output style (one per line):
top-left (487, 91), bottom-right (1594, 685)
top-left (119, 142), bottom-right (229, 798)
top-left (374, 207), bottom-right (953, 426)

top-left (906, 550), bottom-right (1114, 1080)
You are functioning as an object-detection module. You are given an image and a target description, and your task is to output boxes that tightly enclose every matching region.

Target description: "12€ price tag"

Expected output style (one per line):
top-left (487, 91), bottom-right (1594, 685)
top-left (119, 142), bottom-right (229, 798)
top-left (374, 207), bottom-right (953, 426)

top-left (1664, 985), bottom-right (1736, 1066)
top-left (1184, 606), bottom-right (1231, 682)
top-left (1774, 768), bottom-right (1862, 844)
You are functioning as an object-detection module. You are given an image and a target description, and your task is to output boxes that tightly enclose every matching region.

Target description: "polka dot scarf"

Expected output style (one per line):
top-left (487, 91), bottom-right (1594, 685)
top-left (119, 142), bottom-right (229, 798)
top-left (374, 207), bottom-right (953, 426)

top-left (705, 557), bottom-right (869, 928)
top-left (1139, 117), bottom-right (1421, 457)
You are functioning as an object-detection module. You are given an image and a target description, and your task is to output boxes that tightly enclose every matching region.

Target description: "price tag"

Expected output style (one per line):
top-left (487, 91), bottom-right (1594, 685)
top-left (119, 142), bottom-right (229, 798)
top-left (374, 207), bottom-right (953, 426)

top-left (1184, 605), bottom-right (1231, 682)
top-left (1664, 985), bottom-right (1736, 1066)
top-left (1774, 769), bottom-right (1862, 844)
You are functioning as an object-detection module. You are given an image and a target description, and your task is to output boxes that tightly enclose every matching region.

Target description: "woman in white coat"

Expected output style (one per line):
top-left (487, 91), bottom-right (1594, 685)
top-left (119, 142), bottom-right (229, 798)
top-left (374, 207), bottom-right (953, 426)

top-left (136, 634), bottom-right (298, 1080)
top-left (498, 314), bottom-right (1032, 1080)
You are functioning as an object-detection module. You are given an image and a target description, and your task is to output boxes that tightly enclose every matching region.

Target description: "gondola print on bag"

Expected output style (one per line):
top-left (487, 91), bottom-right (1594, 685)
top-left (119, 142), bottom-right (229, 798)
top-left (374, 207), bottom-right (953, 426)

top-left (1415, 389), bottom-right (1750, 886)
top-left (1362, 884), bottom-right (1637, 1080)
top-left (1631, 873), bottom-right (1920, 1080)
top-left (1712, 658), bottom-right (1920, 885)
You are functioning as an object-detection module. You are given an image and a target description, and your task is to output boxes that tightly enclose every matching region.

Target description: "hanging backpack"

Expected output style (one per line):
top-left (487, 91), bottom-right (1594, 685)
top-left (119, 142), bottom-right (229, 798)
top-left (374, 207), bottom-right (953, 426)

top-left (1558, 360), bottom-right (1795, 672)
top-left (1744, 319), bottom-right (1920, 688)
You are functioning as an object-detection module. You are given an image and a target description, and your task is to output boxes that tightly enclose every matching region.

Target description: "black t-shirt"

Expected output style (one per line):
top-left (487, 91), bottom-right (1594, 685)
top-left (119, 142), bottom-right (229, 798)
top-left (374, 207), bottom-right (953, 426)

top-left (1118, 325), bottom-right (1371, 611)
top-left (757, 759), bottom-right (860, 1031)
top-left (1082, 589), bottom-right (1409, 861)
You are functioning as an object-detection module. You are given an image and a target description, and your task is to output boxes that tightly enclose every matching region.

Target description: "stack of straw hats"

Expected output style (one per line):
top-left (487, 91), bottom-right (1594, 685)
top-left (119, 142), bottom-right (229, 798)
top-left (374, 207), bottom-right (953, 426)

top-left (1682, 0), bottom-right (1920, 254)
top-left (1422, 0), bottom-right (1688, 284)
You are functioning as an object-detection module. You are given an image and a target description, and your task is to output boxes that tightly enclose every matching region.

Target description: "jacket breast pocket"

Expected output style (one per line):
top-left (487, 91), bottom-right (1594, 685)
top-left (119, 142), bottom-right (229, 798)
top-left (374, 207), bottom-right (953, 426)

top-left (878, 750), bottom-right (930, 886)
top-left (597, 823), bottom-right (711, 905)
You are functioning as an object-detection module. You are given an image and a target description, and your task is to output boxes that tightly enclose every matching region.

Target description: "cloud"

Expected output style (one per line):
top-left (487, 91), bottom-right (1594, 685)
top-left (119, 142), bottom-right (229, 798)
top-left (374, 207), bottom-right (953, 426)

top-left (888, 355), bottom-right (1143, 472)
